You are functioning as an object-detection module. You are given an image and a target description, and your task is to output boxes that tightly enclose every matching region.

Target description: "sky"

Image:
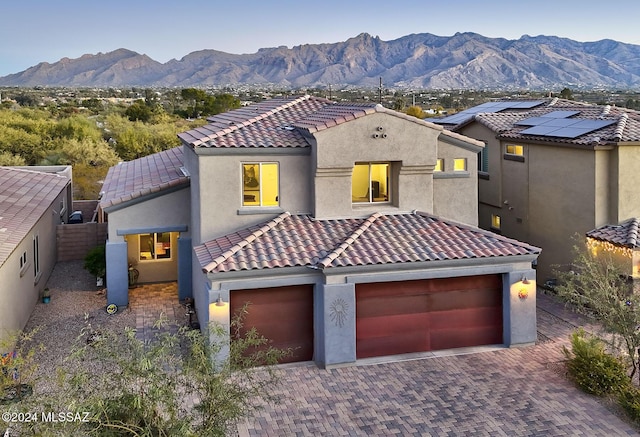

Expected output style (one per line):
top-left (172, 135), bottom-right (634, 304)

top-left (2, 0), bottom-right (640, 77)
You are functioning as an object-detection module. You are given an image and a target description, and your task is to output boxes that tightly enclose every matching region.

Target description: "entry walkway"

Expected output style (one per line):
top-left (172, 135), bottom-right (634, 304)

top-left (128, 282), bottom-right (183, 342)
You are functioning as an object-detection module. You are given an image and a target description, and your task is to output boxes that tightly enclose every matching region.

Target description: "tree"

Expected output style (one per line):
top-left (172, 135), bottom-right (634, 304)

top-left (125, 100), bottom-right (152, 122)
top-left (555, 241), bottom-right (640, 379)
top-left (405, 105), bottom-right (426, 119)
top-left (560, 87), bottom-right (574, 100)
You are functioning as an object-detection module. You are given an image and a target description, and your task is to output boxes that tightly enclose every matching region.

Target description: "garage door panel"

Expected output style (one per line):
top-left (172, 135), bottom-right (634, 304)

top-left (430, 326), bottom-right (503, 350)
top-left (357, 313), bottom-right (430, 338)
top-left (231, 285), bottom-right (313, 364)
top-left (429, 307), bottom-right (502, 330)
top-left (357, 330), bottom-right (430, 358)
top-left (357, 294), bottom-right (430, 317)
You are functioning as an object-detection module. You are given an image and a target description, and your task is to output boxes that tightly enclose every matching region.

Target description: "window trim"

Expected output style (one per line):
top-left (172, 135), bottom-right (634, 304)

top-left (19, 250), bottom-right (29, 277)
top-left (33, 234), bottom-right (41, 283)
top-left (241, 162), bottom-right (280, 208)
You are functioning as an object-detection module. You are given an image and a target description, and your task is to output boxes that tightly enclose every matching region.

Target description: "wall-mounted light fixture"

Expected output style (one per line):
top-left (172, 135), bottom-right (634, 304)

top-left (521, 275), bottom-right (530, 285)
top-left (215, 294), bottom-right (226, 306)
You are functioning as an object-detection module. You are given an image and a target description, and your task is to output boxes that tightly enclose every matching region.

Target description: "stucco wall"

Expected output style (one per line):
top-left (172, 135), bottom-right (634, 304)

top-left (432, 140), bottom-right (479, 226)
top-left (0, 188), bottom-right (66, 338)
top-left (615, 145), bottom-right (640, 222)
top-left (191, 151), bottom-right (312, 243)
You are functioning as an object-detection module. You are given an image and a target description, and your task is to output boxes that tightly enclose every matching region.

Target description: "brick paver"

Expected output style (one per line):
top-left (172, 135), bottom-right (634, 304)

top-left (129, 285), bottom-right (639, 436)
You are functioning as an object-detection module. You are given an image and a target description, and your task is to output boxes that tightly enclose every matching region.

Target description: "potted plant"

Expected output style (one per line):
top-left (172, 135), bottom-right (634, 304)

top-left (42, 288), bottom-right (50, 304)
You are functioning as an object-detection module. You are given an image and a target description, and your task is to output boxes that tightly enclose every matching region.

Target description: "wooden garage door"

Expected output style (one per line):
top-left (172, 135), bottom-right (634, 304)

top-left (230, 285), bottom-right (314, 363)
top-left (356, 275), bottom-right (502, 359)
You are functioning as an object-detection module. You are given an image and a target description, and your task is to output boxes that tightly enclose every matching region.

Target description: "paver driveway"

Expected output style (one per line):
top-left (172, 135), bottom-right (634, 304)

top-left (235, 292), bottom-right (639, 436)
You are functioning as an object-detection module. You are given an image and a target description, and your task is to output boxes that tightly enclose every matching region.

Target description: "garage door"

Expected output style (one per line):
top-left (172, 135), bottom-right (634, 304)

top-left (230, 285), bottom-right (314, 363)
top-left (356, 275), bottom-right (503, 359)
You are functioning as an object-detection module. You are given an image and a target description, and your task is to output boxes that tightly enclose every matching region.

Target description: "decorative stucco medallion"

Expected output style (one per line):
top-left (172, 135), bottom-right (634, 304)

top-left (330, 298), bottom-right (349, 328)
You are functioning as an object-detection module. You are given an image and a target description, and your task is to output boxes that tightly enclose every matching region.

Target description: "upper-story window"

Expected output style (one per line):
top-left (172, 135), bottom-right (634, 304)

top-left (453, 158), bottom-right (467, 172)
top-left (434, 159), bottom-right (444, 172)
top-left (505, 144), bottom-right (524, 156)
top-left (242, 163), bottom-right (279, 207)
top-left (352, 162), bottom-right (389, 203)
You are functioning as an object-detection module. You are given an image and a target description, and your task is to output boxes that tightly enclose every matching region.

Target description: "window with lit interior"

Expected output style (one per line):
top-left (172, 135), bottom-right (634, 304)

top-left (453, 158), bottom-right (467, 171)
top-left (139, 232), bottom-right (171, 261)
top-left (352, 162), bottom-right (390, 203)
top-left (505, 144), bottom-right (524, 156)
top-left (242, 163), bottom-right (279, 207)
top-left (434, 159), bottom-right (444, 172)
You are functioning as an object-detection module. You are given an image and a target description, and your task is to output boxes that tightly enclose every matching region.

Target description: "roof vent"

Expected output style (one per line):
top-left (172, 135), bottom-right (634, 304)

top-left (179, 166), bottom-right (190, 177)
top-left (281, 125), bottom-right (295, 131)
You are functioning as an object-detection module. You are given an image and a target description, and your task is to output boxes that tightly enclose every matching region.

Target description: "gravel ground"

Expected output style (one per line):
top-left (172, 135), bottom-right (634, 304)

top-left (20, 261), bottom-right (136, 398)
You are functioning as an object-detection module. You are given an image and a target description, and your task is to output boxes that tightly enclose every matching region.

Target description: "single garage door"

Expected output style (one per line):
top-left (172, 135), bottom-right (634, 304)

top-left (356, 275), bottom-right (502, 359)
top-left (230, 285), bottom-right (314, 363)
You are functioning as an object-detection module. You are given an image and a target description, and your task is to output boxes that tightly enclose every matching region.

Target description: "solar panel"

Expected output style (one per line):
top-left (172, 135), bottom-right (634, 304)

top-left (433, 100), bottom-right (546, 125)
top-left (541, 110), bottom-right (580, 118)
top-left (516, 117), bottom-right (550, 126)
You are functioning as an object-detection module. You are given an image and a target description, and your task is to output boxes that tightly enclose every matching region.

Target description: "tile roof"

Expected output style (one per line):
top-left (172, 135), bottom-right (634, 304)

top-left (586, 218), bottom-right (640, 248)
top-left (0, 167), bottom-right (69, 268)
top-left (178, 95), bottom-right (481, 149)
top-left (195, 211), bottom-right (540, 274)
top-left (459, 98), bottom-right (640, 147)
top-left (99, 146), bottom-right (188, 210)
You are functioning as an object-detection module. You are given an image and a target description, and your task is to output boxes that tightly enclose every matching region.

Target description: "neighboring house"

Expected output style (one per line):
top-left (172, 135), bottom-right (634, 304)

top-left (586, 218), bottom-right (640, 281)
top-left (99, 96), bottom-right (540, 368)
top-left (0, 166), bottom-right (72, 341)
top-left (435, 98), bottom-right (640, 284)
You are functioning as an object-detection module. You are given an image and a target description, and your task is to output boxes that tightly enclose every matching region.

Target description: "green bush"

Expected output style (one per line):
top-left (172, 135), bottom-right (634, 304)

top-left (83, 245), bottom-right (106, 279)
top-left (619, 385), bottom-right (640, 423)
top-left (563, 329), bottom-right (630, 396)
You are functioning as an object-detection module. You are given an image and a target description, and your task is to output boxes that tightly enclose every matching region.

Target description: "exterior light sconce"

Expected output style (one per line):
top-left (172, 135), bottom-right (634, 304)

top-left (215, 294), bottom-right (226, 307)
top-left (518, 275), bottom-right (530, 300)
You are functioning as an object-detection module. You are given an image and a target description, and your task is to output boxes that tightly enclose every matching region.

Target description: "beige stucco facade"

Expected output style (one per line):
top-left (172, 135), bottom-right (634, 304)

top-left (458, 120), bottom-right (640, 282)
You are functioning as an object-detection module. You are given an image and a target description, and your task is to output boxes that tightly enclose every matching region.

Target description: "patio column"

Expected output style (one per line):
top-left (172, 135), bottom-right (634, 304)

top-left (503, 269), bottom-right (537, 346)
top-left (106, 240), bottom-right (129, 307)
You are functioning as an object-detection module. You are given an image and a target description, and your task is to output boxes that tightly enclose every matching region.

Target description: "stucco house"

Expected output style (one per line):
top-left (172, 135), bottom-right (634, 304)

top-left (99, 96), bottom-right (540, 368)
top-left (0, 166), bottom-right (73, 341)
top-left (435, 98), bottom-right (640, 284)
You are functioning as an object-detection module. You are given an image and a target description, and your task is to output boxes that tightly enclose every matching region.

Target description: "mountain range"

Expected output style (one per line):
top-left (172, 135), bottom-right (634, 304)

top-left (2, 32), bottom-right (640, 89)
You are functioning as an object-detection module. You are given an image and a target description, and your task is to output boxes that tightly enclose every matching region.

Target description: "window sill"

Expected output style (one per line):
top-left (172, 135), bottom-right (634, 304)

top-left (434, 171), bottom-right (470, 179)
top-left (33, 271), bottom-right (42, 286)
top-left (237, 206), bottom-right (284, 216)
top-left (20, 263), bottom-right (30, 278)
top-left (503, 154), bottom-right (525, 163)
top-left (478, 172), bottom-right (490, 180)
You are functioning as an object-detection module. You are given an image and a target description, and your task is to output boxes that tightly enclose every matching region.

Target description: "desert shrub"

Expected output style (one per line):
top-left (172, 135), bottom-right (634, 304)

top-left (83, 245), bottom-right (106, 279)
top-left (563, 329), bottom-right (630, 396)
top-left (618, 385), bottom-right (640, 423)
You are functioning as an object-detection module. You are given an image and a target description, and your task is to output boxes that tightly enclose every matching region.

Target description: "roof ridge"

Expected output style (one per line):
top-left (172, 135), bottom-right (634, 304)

top-left (202, 211), bottom-right (291, 272)
top-left (613, 113), bottom-right (628, 141)
top-left (317, 212), bottom-right (382, 268)
top-left (205, 96), bottom-right (314, 142)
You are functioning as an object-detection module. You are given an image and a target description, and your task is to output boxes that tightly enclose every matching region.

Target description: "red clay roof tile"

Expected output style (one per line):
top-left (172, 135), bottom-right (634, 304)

top-left (196, 211), bottom-right (540, 273)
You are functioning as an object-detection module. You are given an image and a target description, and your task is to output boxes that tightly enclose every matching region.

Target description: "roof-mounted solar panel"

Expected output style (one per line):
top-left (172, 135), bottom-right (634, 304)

top-left (434, 100), bottom-right (546, 125)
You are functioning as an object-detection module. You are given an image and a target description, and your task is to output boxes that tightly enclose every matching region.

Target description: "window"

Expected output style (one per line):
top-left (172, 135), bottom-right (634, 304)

top-left (434, 159), bottom-right (444, 172)
top-left (33, 235), bottom-right (40, 278)
top-left (505, 144), bottom-right (524, 156)
top-left (491, 214), bottom-right (501, 230)
top-left (242, 163), bottom-right (279, 207)
top-left (139, 232), bottom-right (172, 261)
top-left (352, 162), bottom-right (390, 203)
top-left (19, 250), bottom-right (28, 276)
top-left (453, 158), bottom-right (467, 171)
top-left (478, 146), bottom-right (488, 173)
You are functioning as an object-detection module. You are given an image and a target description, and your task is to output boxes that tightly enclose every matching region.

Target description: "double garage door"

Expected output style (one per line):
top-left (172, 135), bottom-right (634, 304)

top-left (231, 275), bottom-right (503, 363)
top-left (356, 275), bottom-right (503, 359)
